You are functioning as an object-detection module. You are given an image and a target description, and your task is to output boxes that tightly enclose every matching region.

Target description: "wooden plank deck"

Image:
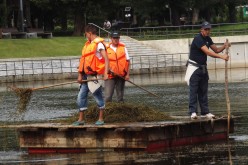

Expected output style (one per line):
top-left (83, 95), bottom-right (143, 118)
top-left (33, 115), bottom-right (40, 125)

top-left (1, 117), bottom-right (234, 154)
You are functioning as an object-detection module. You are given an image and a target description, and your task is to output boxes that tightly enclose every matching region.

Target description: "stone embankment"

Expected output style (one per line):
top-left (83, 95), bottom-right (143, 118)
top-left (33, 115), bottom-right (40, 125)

top-left (1, 35), bottom-right (247, 82)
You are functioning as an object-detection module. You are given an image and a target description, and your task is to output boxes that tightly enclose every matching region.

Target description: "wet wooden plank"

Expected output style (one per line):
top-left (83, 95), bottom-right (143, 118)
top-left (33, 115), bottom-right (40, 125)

top-left (17, 128), bottom-right (39, 132)
top-left (86, 128), bottom-right (98, 132)
top-left (127, 127), bottom-right (143, 131)
top-left (58, 128), bottom-right (69, 132)
top-left (114, 128), bottom-right (126, 132)
top-left (20, 129), bottom-right (147, 148)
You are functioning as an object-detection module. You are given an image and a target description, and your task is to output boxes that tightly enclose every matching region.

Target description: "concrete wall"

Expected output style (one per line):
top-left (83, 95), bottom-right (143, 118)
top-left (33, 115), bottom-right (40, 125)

top-left (141, 35), bottom-right (248, 54)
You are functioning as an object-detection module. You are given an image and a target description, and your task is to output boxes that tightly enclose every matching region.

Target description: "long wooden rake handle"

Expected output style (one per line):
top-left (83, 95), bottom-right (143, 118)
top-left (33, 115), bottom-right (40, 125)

top-left (125, 79), bottom-right (160, 98)
top-left (225, 39), bottom-right (231, 137)
top-left (109, 70), bottom-right (160, 98)
top-left (32, 78), bottom-right (103, 91)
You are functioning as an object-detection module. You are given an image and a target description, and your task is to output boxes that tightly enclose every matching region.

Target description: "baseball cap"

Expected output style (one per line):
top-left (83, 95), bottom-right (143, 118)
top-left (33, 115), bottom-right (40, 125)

top-left (110, 31), bottom-right (120, 38)
top-left (201, 21), bottom-right (212, 29)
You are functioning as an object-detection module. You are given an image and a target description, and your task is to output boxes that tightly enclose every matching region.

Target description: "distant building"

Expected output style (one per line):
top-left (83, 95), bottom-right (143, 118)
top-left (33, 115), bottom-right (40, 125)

top-left (236, 5), bottom-right (248, 18)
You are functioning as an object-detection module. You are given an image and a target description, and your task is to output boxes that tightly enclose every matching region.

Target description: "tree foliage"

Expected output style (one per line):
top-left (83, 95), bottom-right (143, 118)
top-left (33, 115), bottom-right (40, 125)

top-left (1, 0), bottom-right (248, 35)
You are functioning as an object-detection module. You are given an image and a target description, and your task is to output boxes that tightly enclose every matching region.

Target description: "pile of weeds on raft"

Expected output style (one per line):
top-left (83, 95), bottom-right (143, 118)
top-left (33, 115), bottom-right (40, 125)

top-left (63, 102), bottom-right (171, 124)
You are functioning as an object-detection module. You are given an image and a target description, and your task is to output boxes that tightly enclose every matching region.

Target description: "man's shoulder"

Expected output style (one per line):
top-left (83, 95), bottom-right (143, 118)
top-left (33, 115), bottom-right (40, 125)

top-left (193, 33), bottom-right (202, 39)
top-left (118, 42), bottom-right (125, 47)
top-left (193, 33), bottom-right (204, 42)
top-left (93, 37), bottom-right (104, 43)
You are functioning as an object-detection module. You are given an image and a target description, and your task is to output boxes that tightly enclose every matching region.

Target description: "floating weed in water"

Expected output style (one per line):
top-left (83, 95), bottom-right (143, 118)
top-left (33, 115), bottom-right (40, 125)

top-left (7, 86), bottom-right (33, 114)
top-left (0, 95), bottom-right (2, 105)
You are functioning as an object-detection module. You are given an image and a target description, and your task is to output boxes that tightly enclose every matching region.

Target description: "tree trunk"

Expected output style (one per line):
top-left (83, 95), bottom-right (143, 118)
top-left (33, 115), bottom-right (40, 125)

top-left (132, 12), bottom-right (137, 25)
top-left (61, 13), bottom-right (67, 31)
top-left (73, 11), bottom-right (84, 36)
top-left (25, 0), bottom-right (32, 28)
top-left (192, 8), bottom-right (199, 24)
top-left (171, 6), bottom-right (180, 26)
top-left (228, 2), bottom-right (237, 23)
top-left (1, 0), bottom-right (7, 28)
top-left (44, 11), bottom-right (54, 31)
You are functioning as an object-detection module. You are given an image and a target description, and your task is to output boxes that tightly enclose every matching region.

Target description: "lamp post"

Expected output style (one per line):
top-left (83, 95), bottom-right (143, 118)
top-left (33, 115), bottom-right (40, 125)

top-left (19, 0), bottom-right (24, 32)
top-left (84, 13), bottom-right (87, 26)
top-left (165, 5), bottom-right (172, 25)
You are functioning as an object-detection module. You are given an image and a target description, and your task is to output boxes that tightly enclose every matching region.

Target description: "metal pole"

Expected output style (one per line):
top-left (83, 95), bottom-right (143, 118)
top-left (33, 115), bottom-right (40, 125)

top-left (19, 0), bottom-right (24, 32)
top-left (165, 5), bottom-right (172, 25)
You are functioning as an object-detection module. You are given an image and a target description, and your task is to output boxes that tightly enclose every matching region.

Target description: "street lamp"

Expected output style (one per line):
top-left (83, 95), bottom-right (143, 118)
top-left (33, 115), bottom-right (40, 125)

top-left (125, 7), bottom-right (132, 22)
top-left (125, 13), bottom-right (131, 18)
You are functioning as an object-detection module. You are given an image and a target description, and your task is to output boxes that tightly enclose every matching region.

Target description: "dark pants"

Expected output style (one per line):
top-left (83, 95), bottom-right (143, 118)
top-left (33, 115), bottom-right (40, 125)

top-left (189, 68), bottom-right (209, 115)
top-left (104, 77), bottom-right (126, 102)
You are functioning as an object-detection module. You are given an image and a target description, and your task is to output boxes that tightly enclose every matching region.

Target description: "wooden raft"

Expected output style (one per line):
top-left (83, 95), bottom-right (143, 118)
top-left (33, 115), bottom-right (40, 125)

top-left (3, 117), bottom-right (234, 154)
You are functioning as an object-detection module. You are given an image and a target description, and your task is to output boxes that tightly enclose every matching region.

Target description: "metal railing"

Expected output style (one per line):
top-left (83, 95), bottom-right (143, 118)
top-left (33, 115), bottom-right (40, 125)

top-left (0, 52), bottom-right (243, 80)
top-left (0, 57), bottom-right (79, 77)
top-left (130, 53), bottom-right (187, 70)
top-left (0, 54), bottom-right (187, 78)
top-left (120, 22), bottom-right (248, 40)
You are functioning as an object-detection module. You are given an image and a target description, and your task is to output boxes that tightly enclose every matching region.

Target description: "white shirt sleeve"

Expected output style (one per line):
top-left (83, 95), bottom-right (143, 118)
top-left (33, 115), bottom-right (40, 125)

top-left (95, 42), bottom-right (105, 59)
top-left (124, 47), bottom-right (130, 60)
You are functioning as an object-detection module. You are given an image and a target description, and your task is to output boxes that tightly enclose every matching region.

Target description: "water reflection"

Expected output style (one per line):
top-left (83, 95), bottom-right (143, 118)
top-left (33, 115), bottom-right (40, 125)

top-left (0, 68), bottom-right (248, 164)
top-left (0, 141), bottom-right (247, 164)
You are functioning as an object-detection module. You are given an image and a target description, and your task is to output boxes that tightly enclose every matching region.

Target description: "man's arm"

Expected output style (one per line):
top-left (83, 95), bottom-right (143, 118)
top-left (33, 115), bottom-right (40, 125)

top-left (210, 40), bottom-right (230, 53)
top-left (201, 45), bottom-right (229, 61)
top-left (77, 72), bottom-right (83, 83)
top-left (124, 47), bottom-right (130, 80)
top-left (100, 49), bottom-right (109, 80)
top-left (125, 60), bottom-right (130, 80)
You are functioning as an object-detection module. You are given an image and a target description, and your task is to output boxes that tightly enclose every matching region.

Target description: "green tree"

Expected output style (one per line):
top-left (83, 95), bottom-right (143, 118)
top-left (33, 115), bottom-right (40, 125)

top-left (0, 0), bottom-right (7, 28)
top-left (125, 0), bottom-right (170, 26)
top-left (10, 0), bottom-right (248, 34)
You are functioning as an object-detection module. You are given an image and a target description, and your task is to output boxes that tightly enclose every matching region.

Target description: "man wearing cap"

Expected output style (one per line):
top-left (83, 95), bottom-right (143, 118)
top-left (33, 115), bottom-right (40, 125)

top-left (105, 31), bottom-right (130, 102)
top-left (185, 21), bottom-right (230, 120)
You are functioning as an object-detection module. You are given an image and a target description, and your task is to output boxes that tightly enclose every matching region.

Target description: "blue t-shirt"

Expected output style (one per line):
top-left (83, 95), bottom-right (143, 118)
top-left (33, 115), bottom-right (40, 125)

top-left (189, 33), bottom-right (214, 65)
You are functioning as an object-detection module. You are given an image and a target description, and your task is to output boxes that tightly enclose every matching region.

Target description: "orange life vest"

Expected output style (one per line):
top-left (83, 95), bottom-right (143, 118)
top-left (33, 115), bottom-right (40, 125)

top-left (106, 42), bottom-right (129, 78)
top-left (78, 37), bottom-right (105, 75)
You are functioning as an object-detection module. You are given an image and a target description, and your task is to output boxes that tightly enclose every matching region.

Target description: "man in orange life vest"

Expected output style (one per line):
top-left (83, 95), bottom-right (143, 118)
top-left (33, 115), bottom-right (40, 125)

top-left (73, 24), bottom-right (109, 126)
top-left (105, 31), bottom-right (130, 102)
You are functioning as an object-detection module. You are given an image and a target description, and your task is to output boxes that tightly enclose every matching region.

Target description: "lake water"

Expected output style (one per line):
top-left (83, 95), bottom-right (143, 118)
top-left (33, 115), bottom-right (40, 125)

top-left (0, 68), bottom-right (248, 164)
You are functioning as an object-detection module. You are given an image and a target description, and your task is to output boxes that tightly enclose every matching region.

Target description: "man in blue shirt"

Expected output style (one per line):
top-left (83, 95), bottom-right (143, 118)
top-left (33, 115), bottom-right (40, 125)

top-left (186, 21), bottom-right (229, 120)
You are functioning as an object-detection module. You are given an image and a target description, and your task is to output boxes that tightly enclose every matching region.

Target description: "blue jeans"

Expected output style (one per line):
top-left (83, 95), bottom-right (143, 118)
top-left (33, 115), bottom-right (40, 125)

top-left (189, 68), bottom-right (209, 115)
top-left (77, 82), bottom-right (105, 111)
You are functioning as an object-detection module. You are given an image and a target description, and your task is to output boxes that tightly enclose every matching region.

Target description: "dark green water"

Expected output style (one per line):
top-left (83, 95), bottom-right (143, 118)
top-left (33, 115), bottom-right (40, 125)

top-left (0, 71), bottom-right (248, 164)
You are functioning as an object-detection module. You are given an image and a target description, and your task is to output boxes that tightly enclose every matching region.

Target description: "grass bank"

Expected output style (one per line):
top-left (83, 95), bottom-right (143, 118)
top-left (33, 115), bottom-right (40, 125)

top-left (0, 37), bottom-right (86, 59)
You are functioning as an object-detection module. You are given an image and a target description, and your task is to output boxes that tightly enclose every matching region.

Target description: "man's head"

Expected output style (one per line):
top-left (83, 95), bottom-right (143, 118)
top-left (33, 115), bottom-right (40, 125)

top-left (201, 21), bottom-right (211, 37)
top-left (85, 24), bottom-right (97, 41)
top-left (110, 31), bottom-right (120, 46)
top-left (201, 21), bottom-right (211, 29)
top-left (110, 31), bottom-right (120, 38)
